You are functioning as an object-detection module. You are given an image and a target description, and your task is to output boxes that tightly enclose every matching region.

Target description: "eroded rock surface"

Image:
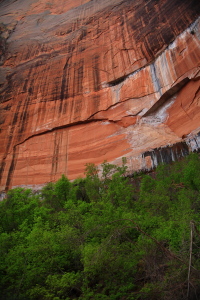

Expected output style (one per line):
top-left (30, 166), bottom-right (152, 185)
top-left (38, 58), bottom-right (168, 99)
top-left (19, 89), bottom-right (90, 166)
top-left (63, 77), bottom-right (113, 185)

top-left (0, 0), bottom-right (200, 190)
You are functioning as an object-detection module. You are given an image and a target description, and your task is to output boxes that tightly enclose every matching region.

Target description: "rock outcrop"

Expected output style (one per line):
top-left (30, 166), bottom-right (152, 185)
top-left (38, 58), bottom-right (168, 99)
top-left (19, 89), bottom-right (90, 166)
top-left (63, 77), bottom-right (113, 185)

top-left (0, 0), bottom-right (200, 190)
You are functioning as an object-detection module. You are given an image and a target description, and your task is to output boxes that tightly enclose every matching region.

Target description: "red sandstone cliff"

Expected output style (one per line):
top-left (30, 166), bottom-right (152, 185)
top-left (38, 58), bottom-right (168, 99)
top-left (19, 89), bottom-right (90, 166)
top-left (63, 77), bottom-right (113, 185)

top-left (0, 0), bottom-right (200, 190)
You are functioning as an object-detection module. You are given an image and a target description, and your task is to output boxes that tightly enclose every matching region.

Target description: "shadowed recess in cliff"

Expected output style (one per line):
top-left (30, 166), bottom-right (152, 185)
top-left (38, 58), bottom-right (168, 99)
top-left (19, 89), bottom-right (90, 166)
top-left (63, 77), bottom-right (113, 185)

top-left (107, 74), bottom-right (127, 87)
top-left (143, 77), bottom-right (190, 117)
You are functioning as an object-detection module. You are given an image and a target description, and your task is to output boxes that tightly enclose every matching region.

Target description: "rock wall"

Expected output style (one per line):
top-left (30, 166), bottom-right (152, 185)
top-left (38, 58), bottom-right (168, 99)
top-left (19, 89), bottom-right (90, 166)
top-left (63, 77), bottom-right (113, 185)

top-left (0, 0), bottom-right (200, 190)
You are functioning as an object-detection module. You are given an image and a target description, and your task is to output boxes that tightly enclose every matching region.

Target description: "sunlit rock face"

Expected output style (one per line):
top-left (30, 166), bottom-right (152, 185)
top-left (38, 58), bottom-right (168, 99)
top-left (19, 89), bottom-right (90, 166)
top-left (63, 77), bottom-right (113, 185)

top-left (0, 0), bottom-right (200, 190)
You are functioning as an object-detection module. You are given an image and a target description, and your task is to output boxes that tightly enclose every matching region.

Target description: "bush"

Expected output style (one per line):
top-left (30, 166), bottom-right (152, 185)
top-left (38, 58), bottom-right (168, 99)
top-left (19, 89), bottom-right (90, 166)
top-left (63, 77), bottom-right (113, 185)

top-left (1, 154), bottom-right (200, 299)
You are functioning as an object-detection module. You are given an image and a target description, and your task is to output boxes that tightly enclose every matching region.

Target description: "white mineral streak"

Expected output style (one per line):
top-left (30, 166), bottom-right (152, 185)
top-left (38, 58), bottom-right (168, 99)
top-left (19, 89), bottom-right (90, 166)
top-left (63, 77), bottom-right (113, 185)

top-left (141, 94), bottom-right (177, 125)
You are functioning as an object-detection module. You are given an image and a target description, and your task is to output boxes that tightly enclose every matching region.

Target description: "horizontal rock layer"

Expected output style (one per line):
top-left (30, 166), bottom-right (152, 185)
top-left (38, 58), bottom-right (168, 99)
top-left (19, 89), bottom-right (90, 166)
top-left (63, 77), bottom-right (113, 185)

top-left (0, 0), bottom-right (200, 190)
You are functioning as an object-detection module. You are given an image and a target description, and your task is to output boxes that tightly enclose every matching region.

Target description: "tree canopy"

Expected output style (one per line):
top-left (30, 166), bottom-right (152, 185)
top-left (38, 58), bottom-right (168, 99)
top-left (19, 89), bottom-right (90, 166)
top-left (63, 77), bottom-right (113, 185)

top-left (0, 154), bottom-right (200, 300)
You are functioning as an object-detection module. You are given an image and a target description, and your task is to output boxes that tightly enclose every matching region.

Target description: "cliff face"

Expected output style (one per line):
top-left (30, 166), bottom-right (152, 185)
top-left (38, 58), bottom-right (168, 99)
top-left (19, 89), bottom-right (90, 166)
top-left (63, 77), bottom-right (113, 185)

top-left (0, 0), bottom-right (200, 190)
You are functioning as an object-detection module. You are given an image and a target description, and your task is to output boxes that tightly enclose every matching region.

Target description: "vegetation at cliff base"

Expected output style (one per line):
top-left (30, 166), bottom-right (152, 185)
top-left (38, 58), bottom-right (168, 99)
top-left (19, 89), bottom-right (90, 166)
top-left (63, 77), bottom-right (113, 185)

top-left (0, 153), bottom-right (200, 300)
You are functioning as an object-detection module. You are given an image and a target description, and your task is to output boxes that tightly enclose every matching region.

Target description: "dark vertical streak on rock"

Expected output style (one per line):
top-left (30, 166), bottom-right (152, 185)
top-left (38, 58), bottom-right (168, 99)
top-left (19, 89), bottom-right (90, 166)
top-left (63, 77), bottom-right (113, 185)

top-left (6, 100), bottom-right (22, 153)
top-left (68, 63), bottom-right (76, 121)
top-left (0, 99), bottom-right (22, 184)
top-left (73, 67), bottom-right (84, 118)
top-left (150, 63), bottom-right (162, 94)
top-left (51, 131), bottom-right (60, 177)
top-left (72, 62), bottom-right (76, 98)
top-left (39, 101), bottom-right (47, 125)
top-left (22, 67), bottom-right (33, 93)
top-left (78, 28), bottom-right (87, 42)
top-left (62, 101), bottom-right (68, 115)
top-left (5, 146), bottom-right (18, 191)
top-left (93, 95), bottom-right (100, 113)
top-left (93, 55), bottom-right (100, 92)
top-left (74, 98), bottom-right (83, 121)
top-left (18, 96), bottom-right (31, 134)
top-left (59, 44), bottom-right (75, 114)
top-left (59, 57), bottom-right (70, 114)
top-left (143, 142), bottom-right (189, 169)
top-left (0, 160), bottom-right (6, 183)
top-left (143, 36), bottom-right (154, 60)
top-left (77, 59), bottom-right (84, 95)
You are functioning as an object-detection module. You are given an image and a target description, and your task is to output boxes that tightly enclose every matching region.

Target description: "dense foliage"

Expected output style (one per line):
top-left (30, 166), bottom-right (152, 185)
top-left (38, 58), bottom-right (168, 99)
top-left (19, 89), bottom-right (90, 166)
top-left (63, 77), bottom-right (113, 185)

top-left (1, 154), bottom-right (200, 300)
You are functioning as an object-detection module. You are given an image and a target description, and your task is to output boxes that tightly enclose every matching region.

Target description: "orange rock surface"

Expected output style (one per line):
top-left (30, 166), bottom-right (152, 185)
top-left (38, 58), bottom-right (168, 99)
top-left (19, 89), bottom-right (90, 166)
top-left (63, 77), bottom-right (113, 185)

top-left (0, 0), bottom-right (200, 190)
